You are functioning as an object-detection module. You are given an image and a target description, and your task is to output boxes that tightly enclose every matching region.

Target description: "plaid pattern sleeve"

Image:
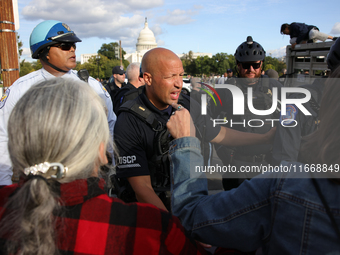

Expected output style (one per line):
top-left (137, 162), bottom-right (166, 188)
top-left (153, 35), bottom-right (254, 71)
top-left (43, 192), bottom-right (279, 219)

top-left (0, 178), bottom-right (206, 255)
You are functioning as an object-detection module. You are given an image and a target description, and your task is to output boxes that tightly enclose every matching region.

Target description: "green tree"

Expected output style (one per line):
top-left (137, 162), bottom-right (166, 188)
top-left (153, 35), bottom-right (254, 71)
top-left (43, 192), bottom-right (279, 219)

top-left (276, 61), bottom-right (287, 76)
top-left (17, 34), bottom-right (23, 57)
top-left (181, 50), bottom-right (195, 75)
top-left (181, 51), bottom-right (238, 77)
top-left (212, 53), bottom-right (230, 75)
top-left (76, 54), bottom-right (123, 79)
top-left (263, 63), bottom-right (275, 72)
top-left (32, 60), bottom-right (42, 71)
top-left (98, 42), bottom-right (127, 61)
top-left (198, 55), bottom-right (213, 76)
top-left (264, 56), bottom-right (286, 73)
top-left (19, 60), bottom-right (34, 76)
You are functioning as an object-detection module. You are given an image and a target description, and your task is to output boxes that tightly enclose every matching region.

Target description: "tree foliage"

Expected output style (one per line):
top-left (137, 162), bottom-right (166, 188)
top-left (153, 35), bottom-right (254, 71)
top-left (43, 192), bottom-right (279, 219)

top-left (17, 34), bottom-right (23, 57)
top-left (75, 42), bottom-right (130, 79)
top-left (19, 60), bottom-right (34, 76)
top-left (181, 51), bottom-right (286, 77)
top-left (263, 56), bottom-right (286, 75)
top-left (18, 60), bottom-right (42, 77)
top-left (98, 42), bottom-right (126, 61)
top-left (75, 53), bottom-right (129, 79)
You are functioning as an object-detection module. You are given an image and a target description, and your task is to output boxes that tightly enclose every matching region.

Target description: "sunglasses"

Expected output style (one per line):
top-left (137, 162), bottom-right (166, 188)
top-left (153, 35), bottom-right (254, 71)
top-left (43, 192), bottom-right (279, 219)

top-left (240, 62), bottom-right (261, 70)
top-left (52, 43), bottom-right (76, 51)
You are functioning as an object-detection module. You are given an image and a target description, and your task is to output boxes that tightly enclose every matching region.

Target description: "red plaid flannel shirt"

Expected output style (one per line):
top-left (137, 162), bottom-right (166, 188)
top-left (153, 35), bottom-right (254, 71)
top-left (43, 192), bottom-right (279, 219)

top-left (0, 177), bottom-right (207, 255)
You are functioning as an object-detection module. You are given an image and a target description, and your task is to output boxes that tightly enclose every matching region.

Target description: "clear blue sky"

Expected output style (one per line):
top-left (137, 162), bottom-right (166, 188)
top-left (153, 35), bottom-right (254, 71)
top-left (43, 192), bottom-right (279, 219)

top-left (16, 0), bottom-right (340, 62)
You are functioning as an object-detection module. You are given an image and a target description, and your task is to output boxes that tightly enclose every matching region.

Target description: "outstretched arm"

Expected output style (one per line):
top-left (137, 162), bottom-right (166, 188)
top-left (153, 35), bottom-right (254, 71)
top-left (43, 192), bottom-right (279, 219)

top-left (210, 126), bottom-right (276, 147)
top-left (167, 103), bottom-right (276, 147)
top-left (167, 109), bottom-right (273, 249)
top-left (128, 175), bottom-right (168, 211)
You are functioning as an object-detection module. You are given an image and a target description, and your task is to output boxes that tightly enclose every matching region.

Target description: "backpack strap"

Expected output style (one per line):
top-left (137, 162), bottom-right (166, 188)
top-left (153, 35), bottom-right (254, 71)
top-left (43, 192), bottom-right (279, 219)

top-left (121, 86), bottom-right (145, 105)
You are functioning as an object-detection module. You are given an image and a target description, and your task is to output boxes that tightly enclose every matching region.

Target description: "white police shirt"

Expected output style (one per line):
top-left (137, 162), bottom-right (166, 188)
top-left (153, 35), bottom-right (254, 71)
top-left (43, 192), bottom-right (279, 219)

top-left (0, 68), bottom-right (116, 185)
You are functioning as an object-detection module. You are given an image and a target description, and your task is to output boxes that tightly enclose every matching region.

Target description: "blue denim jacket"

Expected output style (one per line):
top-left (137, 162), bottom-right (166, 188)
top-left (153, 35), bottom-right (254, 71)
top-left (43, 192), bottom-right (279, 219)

top-left (169, 137), bottom-right (340, 255)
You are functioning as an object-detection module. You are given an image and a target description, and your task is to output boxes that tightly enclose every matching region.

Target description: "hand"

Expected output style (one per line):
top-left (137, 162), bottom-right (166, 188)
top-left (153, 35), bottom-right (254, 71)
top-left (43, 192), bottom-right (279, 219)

top-left (198, 242), bottom-right (212, 249)
top-left (167, 103), bottom-right (195, 139)
top-left (291, 43), bottom-right (296, 49)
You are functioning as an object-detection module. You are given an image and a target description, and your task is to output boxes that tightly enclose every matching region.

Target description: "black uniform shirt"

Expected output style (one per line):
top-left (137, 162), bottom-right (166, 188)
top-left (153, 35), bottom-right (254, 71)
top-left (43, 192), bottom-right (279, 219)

top-left (272, 79), bottom-right (325, 165)
top-left (210, 77), bottom-right (282, 156)
top-left (114, 89), bottom-right (220, 178)
top-left (105, 76), bottom-right (124, 101)
top-left (112, 82), bottom-right (137, 113)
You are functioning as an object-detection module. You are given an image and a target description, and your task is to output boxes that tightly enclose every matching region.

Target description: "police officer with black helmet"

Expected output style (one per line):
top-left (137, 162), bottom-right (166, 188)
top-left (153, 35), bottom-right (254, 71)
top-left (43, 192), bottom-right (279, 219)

top-left (211, 36), bottom-right (283, 190)
top-left (272, 38), bottom-right (340, 165)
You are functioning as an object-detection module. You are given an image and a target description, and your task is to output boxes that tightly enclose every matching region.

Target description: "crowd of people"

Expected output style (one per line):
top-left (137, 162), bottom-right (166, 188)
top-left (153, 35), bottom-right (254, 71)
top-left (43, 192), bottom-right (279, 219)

top-left (0, 19), bottom-right (339, 255)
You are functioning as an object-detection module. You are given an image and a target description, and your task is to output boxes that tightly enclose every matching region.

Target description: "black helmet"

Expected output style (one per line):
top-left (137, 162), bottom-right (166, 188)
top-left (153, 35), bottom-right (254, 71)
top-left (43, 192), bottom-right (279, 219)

top-left (234, 36), bottom-right (266, 63)
top-left (327, 38), bottom-right (340, 71)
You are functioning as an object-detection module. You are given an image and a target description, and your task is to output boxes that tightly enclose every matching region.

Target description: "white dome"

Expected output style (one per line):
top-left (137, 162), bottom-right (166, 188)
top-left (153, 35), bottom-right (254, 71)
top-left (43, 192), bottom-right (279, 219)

top-left (136, 18), bottom-right (157, 52)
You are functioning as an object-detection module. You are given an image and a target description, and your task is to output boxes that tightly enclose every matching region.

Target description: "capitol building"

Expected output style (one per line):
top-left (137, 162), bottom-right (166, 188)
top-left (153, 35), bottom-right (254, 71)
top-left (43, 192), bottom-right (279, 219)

top-left (81, 18), bottom-right (211, 65)
top-left (80, 18), bottom-right (157, 65)
top-left (124, 18), bottom-right (158, 63)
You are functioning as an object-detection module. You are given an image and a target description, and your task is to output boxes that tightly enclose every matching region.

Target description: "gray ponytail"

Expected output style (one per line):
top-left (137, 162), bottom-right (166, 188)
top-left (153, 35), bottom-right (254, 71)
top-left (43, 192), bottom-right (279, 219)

top-left (0, 177), bottom-right (60, 255)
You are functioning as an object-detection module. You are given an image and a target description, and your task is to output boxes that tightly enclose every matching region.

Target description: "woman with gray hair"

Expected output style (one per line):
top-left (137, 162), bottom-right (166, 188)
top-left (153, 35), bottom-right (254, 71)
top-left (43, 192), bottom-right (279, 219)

top-left (0, 78), bottom-right (206, 255)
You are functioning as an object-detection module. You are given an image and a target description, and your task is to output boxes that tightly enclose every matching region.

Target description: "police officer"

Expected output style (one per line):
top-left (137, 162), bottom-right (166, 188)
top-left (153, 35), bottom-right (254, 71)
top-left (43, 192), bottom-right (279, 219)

top-left (114, 47), bottom-right (276, 211)
top-left (272, 38), bottom-right (340, 165)
top-left (114, 48), bottom-right (220, 211)
top-left (0, 20), bottom-right (116, 185)
top-left (112, 62), bottom-right (145, 113)
top-left (211, 36), bottom-right (283, 190)
top-left (105, 66), bottom-right (126, 102)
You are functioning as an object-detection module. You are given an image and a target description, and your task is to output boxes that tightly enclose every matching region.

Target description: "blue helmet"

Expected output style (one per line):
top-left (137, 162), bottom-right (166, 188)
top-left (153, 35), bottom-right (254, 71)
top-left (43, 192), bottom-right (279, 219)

top-left (30, 20), bottom-right (81, 59)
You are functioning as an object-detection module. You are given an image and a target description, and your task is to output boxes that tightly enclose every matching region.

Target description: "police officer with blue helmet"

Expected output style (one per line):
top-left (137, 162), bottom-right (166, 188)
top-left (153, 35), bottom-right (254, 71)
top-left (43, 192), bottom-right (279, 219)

top-left (29, 20), bottom-right (82, 73)
top-left (272, 38), bottom-right (340, 165)
top-left (0, 20), bottom-right (116, 185)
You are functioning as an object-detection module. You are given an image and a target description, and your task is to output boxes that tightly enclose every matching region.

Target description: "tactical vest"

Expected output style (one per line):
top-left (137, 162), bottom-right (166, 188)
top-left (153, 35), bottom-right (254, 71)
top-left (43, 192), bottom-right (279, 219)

top-left (114, 94), bottom-right (190, 208)
top-left (299, 83), bottom-right (322, 129)
top-left (120, 86), bottom-right (144, 106)
top-left (215, 79), bottom-right (281, 160)
top-left (232, 79), bottom-right (280, 134)
top-left (117, 99), bottom-right (173, 193)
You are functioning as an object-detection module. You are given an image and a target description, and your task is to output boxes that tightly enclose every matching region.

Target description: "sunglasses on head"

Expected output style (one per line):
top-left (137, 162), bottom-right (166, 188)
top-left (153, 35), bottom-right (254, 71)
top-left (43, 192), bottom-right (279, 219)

top-left (241, 62), bottom-right (261, 70)
top-left (52, 42), bottom-right (76, 51)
